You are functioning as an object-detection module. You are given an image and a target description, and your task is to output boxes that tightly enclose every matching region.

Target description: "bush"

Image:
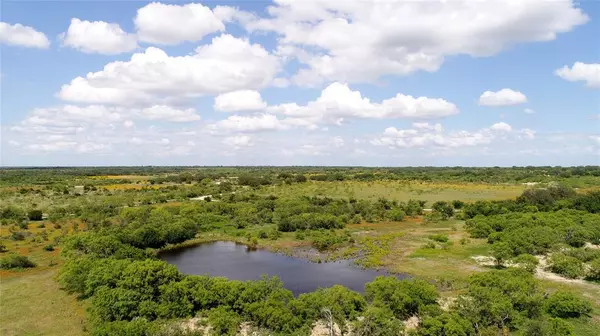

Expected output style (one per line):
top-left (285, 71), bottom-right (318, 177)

top-left (511, 254), bottom-right (539, 273)
top-left (352, 306), bottom-right (404, 336)
top-left (422, 241), bottom-right (436, 249)
top-left (545, 291), bottom-right (592, 318)
top-left (547, 254), bottom-right (585, 279)
top-left (428, 234), bottom-right (449, 243)
top-left (459, 237), bottom-right (470, 245)
top-left (563, 248), bottom-right (600, 262)
top-left (0, 255), bottom-right (36, 269)
top-left (11, 231), bottom-right (26, 241)
top-left (311, 231), bottom-right (346, 251)
top-left (44, 245), bottom-right (55, 251)
top-left (28, 209), bottom-right (43, 221)
top-left (452, 200), bottom-right (465, 209)
top-left (207, 307), bottom-right (241, 336)
top-left (520, 318), bottom-right (575, 336)
top-left (432, 201), bottom-right (454, 219)
top-left (586, 258), bottom-right (600, 281)
top-left (388, 208), bottom-right (405, 221)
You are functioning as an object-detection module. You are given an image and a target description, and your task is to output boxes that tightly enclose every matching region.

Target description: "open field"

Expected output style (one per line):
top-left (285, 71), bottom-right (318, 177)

top-left (0, 269), bottom-right (87, 336)
top-left (260, 180), bottom-right (527, 205)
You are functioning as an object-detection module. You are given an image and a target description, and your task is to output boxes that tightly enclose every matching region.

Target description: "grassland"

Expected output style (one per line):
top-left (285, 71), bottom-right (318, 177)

top-left (260, 180), bottom-right (527, 205)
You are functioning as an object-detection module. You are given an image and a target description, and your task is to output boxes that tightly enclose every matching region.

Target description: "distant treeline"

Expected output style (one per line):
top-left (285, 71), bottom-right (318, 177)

top-left (2, 166), bottom-right (600, 186)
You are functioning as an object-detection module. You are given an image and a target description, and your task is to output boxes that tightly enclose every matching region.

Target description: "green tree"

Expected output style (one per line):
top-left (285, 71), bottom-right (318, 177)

top-left (207, 307), bottom-right (241, 336)
top-left (365, 276), bottom-right (439, 319)
top-left (353, 306), bottom-right (404, 336)
top-left (491, 242), bottom-right (513, 267)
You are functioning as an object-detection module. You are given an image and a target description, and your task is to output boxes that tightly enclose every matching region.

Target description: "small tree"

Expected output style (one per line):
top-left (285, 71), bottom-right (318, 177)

top-left (491, 242), bottom-right (513, 267)
top-left (27, 209), bottom-right (43, 221)
top-left (432, 201), bottom-right (454, 219)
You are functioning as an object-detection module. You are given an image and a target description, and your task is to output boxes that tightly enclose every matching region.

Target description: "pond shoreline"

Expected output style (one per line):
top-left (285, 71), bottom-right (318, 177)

top-left (159, 240), bottom-right (406, 295)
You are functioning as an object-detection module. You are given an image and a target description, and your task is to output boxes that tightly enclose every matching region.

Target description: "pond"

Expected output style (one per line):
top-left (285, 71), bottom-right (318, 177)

top-left (160, 241), bottom-right (406, 295)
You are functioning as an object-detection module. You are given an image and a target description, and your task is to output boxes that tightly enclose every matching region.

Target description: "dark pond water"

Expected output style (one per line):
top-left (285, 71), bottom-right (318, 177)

top-left (160, 241), bottom-right (405, 295)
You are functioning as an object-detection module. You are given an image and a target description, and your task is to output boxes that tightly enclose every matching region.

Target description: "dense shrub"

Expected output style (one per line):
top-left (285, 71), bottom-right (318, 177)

top-left (428, 234), bottom-right (449, 243)
top-left (365, 277), bottom-right (438, 319)
top-left (432, 201), bottom-right (454, 219)
top-left (28, 209), bottom-right (43, 221)
top-left (544, 291), bottom-right (592, 318)
top-left (352, 306), bottom-right (404, 336)
top-left (511, 254), bottom-right (539, 273)
top-left (547, 254), bottom-right (585, 279)
top-left (585, 258), bottom-right (600, 281)
top-left (0, 255), bottom-right (36, 269)
top-left (519, 318), bottom-right (575, 336)
top-left (465, 210), bottom-right (600, 256)
top-left (207, 307), bottom-right (241, 336)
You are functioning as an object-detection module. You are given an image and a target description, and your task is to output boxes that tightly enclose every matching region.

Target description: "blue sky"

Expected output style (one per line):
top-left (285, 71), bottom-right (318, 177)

top-left (1, 0), bottom-right (598, 167)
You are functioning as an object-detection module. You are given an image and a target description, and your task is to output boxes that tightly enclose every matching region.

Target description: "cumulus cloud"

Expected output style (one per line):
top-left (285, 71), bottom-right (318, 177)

top-left (214, 90), bottom-right (267, 112)
top-left (267, 82), bottom-right (458, 126)
top-left (11, 105), bottom-right (201, 138)
top-left (207, 114), bottom-right (288, 133)
top-left (490, 122), bottom-right (512, 132)
top-left (371, 122), bottom-right (515, 149)
top-left (134, 2), bottom-right (230, 45)
top-left (60, 18), bottom-right (138, 54)
top-left (479, 89), bottom-right (528, 106)
top-left (223, 135), bottom-right (253, 149)
top-left (0, 22), bottom-right (50, 48)
top-left (58, 35), bottom-right (280, 106)
top-left (139, 106), bottom-right (200, 122)
top-left (243, 0), bottom-right (587, 85)
top-left (555, 62), bottom-right (600, 88)
top-left (524, 108), bottom-right (536, 114)
top-left (520, 128), bottom-right (536, 139)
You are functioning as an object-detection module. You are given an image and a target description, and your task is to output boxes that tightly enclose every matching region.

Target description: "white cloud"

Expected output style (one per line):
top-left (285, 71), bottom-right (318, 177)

top-left (135, 2), bottom-right (226, 45)
top-left (479, 89), bottom-right (528, 106)
top-left (267, 82), bottom-right (458, 125)
top-left (58, 34), bottom-right (280, 106)
top-left (555, 62), bottom-right (600, 88)
top-left (139, 106), bottom-right (200, 122)
top-left (207, 114), bottom-right (288, 133)
top-left (11, 105), bottom-right (201, 138)
top-left (524, 108), bottom-right (536, 114)
top-left (331, 136), bottom-right (344, 148)
top-left (26, 142), bottom-right (77, 152)
top-left (223, 135), bottom-right (253, 148)
top-left (0, 22), bottom-right (50, 48)
top-left (77, 142), bottom-right (111, 153)
top-left (60, 18), bottom-right (138, 54)
top-left (214, 90), bottom-right (267, 112)
top-left (244, 0), bottom-right (587, 85)
top-left (372, 122), bottom-right (516, 149)
top-left (520, 128), bottom-right (536, 139)
top-left (490, 122), bottom-right (512, 132)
